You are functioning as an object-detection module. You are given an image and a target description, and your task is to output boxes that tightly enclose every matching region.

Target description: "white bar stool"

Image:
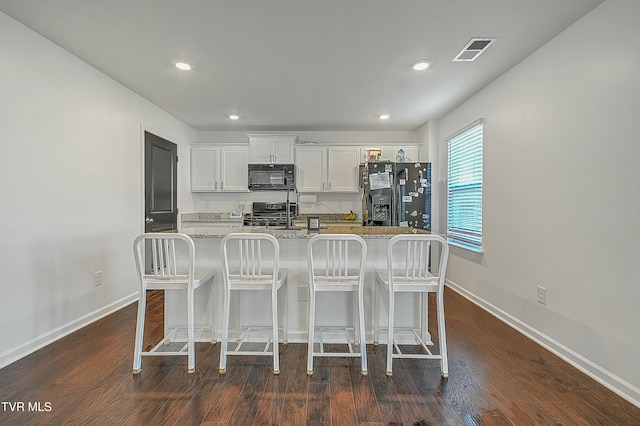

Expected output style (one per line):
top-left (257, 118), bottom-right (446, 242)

top-left (219, 233), bottom-right (288, 375)
top-left (306, 234), bottom-right (368, 376)
top-left (374, 234), bottom-right (450, 377)
top-left (132, 233), bottom-right (215, 374)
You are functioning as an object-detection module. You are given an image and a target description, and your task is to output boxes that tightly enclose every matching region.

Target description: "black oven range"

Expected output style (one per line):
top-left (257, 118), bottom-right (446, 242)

top-left (243, 202), bottom-right (298, 227)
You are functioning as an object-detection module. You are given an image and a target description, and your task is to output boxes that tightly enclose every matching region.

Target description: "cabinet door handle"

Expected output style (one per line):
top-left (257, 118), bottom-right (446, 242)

top-left (221, 181), bottom-right (224, 190)
top-left (328, 182), bottom-right (332, 190)
top-left (215, 182), bottom-right (218, 190)
top-left (322, 182), bottom-right (325, 190)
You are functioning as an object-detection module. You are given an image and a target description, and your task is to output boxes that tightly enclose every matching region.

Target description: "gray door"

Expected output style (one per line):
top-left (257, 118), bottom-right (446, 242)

top-left (145, 131), bottom-right (178, 232)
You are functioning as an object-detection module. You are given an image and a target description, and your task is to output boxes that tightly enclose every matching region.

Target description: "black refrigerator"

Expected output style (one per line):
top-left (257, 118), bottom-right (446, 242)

top-left (361, 161), bottom-right (431, 231)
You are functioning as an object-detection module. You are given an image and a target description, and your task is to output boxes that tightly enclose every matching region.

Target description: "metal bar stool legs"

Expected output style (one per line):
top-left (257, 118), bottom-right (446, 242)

top-left (375, 234), bottom-right (449, 378)
top-left (132, 233), bottom-right (215, 374)
top-left (306, 234), bottom-right (368, 376)
top-left (219, 233), bottom-right (287, 375)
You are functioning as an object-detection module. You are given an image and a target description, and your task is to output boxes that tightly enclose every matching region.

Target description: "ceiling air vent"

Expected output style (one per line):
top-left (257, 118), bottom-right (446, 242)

top-left (453, 38), bottom-right (496, 62)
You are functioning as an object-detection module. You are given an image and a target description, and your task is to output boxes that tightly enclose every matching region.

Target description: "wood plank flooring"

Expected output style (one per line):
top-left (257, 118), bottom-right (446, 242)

top-left (1, 288), bottom-right (639, 425)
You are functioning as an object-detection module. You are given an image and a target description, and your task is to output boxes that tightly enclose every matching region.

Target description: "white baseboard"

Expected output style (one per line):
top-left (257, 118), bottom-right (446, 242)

top-left (446, 280), bottom-right (640, 408)
top-left (0, 293), bottom-right (139, 370)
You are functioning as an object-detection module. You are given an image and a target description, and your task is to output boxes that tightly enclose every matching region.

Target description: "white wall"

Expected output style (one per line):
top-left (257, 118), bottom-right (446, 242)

top-left (437, 0), bottom-right (640, 405)
top-left (0, 13), bottom-right (198, 367)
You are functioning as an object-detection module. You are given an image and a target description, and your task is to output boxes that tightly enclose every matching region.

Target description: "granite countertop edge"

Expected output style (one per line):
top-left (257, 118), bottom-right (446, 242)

top-left (180, 226), bottom-right (429, 240)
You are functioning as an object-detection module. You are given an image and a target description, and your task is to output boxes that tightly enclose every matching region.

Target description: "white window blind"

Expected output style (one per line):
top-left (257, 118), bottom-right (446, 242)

top-left (447, 120), bottom-right (483, 250)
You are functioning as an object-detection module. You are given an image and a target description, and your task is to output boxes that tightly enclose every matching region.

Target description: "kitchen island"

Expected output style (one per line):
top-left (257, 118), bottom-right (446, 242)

top-left (165, 225), bottom-right (436, 346)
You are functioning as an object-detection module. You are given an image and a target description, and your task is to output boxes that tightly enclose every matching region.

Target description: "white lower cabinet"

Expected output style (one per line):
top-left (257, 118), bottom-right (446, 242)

top-left (190, 145), bottom-right (249, 192)
top-left (296, 146), bottom-right (359, 193)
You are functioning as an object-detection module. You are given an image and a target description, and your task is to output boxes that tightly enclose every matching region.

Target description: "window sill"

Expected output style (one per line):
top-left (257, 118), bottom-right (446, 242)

top-left (447, 239), bottom-right (484, 256)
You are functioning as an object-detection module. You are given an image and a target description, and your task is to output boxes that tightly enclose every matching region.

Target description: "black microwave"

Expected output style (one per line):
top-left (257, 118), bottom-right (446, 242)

top-left (248, 163), bottom-right (295, 191)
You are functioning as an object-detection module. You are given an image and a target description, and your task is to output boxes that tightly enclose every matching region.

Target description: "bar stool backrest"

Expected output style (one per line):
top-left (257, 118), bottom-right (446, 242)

top-left (387, 234), bottom-right (449, 286)
top-left (222, 233), bottom-right (279, 284)
top-left (134, 233), bottom-right (195, 287)
top-left (307, 234), bottom-right (367, 282)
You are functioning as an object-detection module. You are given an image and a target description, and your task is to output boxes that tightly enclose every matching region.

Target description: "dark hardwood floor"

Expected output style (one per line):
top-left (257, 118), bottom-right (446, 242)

top-left (1, 288), bottom-right (639, 425)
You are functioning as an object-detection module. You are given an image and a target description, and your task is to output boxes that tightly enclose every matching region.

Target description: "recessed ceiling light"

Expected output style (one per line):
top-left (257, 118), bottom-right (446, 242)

top-left (378, 114), bottom-right (390, 120)
top-left (228, 115), bottom-right (240, 120)
top-left (175, 62), bottom-right (192, 71)
top-left (410, 60), bottom-right (430, 71)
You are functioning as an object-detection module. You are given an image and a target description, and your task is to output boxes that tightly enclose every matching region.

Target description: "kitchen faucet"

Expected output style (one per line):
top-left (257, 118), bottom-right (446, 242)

top-left (285, 185), bottom-right (299, 229)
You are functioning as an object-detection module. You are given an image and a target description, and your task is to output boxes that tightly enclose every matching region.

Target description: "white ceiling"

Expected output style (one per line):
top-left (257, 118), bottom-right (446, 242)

top-left (0, 0), bottom-right (603, 132)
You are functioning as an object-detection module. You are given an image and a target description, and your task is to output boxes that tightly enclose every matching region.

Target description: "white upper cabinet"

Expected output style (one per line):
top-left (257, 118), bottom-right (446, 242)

top-left (359, 145), bottom-right (421, 162)
top-left (402, 146), bottom-right (420, 162)
top-left (248, 134), bottom-right (296, 164)
top-left (296, 146), bottom-right (359, 193)
top-left (191, 145), bottom-right (249, 192)
top-left (191, 145), bottom-right (220, 192)
top-left (327, 147), bottom-right (359, 192)
top-left (220, 146), bottom-right (249, 191)
top-left (295, 146), bottom-right (326, 192)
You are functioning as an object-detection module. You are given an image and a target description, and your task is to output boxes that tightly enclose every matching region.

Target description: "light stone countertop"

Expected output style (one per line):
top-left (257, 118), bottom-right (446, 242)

top-left (181, 212), bottom-right (243, 224)
top-left (181, 225), bottom-right (429, 240)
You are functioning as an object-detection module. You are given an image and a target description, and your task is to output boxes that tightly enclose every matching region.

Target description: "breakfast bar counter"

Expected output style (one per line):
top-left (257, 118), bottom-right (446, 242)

top-left (181, 225), bottom-right (429, 239)
top-left (165, 225), bottom-right (436, 346)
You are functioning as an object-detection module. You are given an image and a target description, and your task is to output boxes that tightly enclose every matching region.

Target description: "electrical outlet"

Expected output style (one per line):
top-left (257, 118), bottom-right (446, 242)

top-left (537, 285), bottom-right (546, 305)
top-left (94, 271), bottom-right (103, 287)
top-left (298, 285), bottom-right (308, 302)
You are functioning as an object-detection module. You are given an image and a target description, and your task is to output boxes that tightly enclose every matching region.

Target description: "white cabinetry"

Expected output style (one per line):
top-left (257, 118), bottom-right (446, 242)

top-left (295, 147), bottom-right (326, 192)
top-left (220, 147), bottom-right (249, 191)
top-left (359, 145), bottom-right (420, 162)
top-left (328, 147), bottom-right (359, 192)
top-left (403, 146), bottom-right (420, 162)
top-left (296, 146), bottom-right (359, 193)
top-left (190, 145), bottom-right (248, 192)
top-left (248, 134), bottom-right (296, 164)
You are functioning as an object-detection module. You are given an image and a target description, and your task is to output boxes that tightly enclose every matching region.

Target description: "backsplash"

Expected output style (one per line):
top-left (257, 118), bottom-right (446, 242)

top-left (181, 212), bottom-right (243, 228)
top-left (296, 213), bottom-right (359, 224)
top-left (181, 212), bottom-right (359, 226)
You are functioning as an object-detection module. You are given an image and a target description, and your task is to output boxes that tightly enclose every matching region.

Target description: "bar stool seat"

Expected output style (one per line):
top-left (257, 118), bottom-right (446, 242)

top-left (132, 233), bottom-right (215, 374)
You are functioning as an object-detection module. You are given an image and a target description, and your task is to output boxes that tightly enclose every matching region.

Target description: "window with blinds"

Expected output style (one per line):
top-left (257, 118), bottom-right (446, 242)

top-left (447, 120), bottom-right (483, 250)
